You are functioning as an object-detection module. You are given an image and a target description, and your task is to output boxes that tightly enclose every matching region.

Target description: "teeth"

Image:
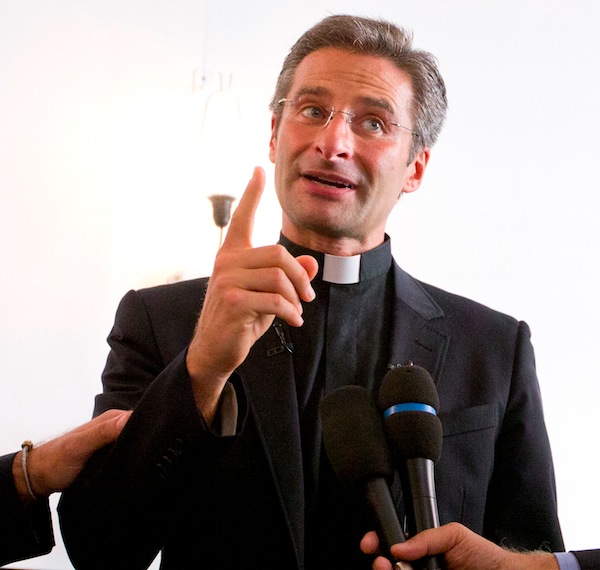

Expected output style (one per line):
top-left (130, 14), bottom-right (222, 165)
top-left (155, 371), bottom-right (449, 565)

top-left (332, 181), bottom-right (352, 189)
top-left (305, 174), bottom-right (351, 189)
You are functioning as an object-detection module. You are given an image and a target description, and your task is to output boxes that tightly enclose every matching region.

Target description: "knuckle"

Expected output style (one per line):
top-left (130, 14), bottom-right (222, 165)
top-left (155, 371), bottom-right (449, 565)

top-left (221, 288), bottom-right (245, 308)
top-left (212, 251), bottom-right (235, 273)
top-left (270, 244), bottom-right (289, 264)
top-left (268, 292), bottom-right (288, 313)
top-left (268, 266), bottom-right (288, 287)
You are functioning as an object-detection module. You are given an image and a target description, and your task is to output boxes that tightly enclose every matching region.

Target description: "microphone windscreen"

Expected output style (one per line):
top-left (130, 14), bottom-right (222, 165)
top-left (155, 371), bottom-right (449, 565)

top-left (378, 365), bottom-right (440, 411)
top-left (378, 366), bottom-right (443, 463)
top-left (320, 385), bottom-right (393, 491)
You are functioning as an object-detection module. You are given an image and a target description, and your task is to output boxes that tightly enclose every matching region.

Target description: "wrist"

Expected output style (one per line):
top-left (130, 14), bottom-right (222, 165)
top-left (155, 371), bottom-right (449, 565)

top-left (12, 447), bottom-right (39, 505)
top-left (506, 551), bottom-right (559, 570)
top-left (186, 347), bottom-right (233, 427)
top-left (186, 363), bottom-right (228, 428)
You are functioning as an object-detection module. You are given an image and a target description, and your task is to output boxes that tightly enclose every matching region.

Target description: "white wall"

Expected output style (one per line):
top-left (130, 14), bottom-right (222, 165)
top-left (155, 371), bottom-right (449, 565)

top-left (1, 1), bottom-right (598, 567)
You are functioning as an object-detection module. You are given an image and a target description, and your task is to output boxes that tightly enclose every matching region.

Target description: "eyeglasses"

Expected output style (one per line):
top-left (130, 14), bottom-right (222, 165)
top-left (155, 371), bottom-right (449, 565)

top-left (278, 96), bottom-right (419, 141)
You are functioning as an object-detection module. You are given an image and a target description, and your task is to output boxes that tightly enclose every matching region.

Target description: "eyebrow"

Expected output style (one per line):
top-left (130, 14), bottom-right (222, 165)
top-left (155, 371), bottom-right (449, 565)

top-left (354, 96), bottom-right (396, 115)
top-left (292, 87), bottom-right (397, 115)
top-left (292, 86), bottom-right (331, 99)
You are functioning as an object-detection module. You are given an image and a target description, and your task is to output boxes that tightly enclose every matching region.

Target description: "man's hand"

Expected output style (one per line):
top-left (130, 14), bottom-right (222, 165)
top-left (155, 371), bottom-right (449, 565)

top-left (13, 409), bottom-right (132, 502)
top-left (361, 524), bottom-right (560, 570)
top-left (186, 166), bottom-right (318, 424)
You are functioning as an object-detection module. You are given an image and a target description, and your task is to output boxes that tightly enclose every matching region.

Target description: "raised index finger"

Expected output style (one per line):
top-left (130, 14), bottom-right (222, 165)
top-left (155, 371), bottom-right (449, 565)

top-left (222, 166), bottom-right (266, 248)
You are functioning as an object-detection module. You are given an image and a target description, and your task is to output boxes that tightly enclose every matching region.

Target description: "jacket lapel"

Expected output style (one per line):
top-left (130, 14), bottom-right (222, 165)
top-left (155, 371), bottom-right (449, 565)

top-left (388, 264), bottom-right (450, 383)
top-left (237, 320), bottom-right (304, 569)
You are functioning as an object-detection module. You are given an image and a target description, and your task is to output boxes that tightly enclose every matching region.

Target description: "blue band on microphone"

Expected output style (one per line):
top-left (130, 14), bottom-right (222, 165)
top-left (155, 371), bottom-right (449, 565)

top-left (383, 403), bottom-right (437, 419)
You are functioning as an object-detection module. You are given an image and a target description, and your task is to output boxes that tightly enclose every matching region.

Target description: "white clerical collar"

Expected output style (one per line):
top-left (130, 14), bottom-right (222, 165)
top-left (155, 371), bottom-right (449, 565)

top-left (322, 253), bottom-right (361, 284)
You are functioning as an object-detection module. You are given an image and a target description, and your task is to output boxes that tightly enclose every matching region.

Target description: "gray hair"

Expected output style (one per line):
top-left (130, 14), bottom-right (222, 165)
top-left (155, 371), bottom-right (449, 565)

top-left (269, 15), bottom-right (448, 158)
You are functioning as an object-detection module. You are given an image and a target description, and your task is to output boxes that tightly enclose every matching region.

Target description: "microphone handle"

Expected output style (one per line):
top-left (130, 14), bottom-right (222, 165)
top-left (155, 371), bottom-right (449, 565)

top-left (405, 459), bottom-right (445, 570)
top-left (405, 459), bottom-right (440, 531)
top-left (364, 478), bottom-right (405, 560)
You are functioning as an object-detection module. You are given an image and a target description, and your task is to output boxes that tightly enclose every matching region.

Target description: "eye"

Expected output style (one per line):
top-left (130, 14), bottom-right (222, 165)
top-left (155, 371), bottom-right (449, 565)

top-left (360, 116), bottom-right (386, 134)
top-left (299, 104), bottom-right (327, 121)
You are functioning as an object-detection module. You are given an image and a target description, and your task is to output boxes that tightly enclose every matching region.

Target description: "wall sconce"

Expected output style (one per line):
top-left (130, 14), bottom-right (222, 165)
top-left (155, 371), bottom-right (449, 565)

top-left (194, 70), bottom-right (244, 246)
top-left (208, 194), bottom-right (236, 228)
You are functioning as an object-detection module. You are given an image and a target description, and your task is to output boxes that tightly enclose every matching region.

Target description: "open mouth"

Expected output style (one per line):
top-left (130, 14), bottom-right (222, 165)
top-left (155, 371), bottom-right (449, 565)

top-left (304, 174), bottom-right (354, 189)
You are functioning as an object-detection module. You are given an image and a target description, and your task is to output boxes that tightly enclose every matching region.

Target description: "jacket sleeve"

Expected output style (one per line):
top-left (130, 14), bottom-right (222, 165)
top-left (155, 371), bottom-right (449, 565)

top-left (58, 288), bottom-right (247, 570)
top-left (572, 549), bottom-right (600, 570)
top-left (482, 321), bottom-right (564, 551)
top-left (0, 453), bottom-right (54, 566)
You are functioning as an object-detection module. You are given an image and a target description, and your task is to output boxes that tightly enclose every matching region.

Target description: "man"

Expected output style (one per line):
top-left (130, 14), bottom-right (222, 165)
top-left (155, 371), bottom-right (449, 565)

top-left (0, 409), bottom-right (130, 566)
top-left (361, 524), bottom-right (600, 570)
top-left (58, 15), bottom-right (563, 569)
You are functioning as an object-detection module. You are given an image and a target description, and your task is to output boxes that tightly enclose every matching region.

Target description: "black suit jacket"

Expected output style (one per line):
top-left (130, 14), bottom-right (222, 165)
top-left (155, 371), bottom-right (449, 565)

top-left (0, 453), bottom-right (54, 566)
top-left (58, 263), bottom-right (563, 569)
top-left (574, 550), bottom-right (600, 569)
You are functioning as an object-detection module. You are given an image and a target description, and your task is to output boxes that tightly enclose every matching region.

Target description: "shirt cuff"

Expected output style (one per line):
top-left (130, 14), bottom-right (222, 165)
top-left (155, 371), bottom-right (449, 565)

top-left (555, 552), bottom-right (581, 570)
top-left (215, 381), bottom-right (238, 436)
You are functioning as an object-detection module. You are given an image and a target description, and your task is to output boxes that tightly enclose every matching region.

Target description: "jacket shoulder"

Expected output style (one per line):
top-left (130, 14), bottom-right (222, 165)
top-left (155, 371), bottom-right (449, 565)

top-left (111, 277), bottom-right (209, 365)
top-left (416, 277), bottom-right (522, 333)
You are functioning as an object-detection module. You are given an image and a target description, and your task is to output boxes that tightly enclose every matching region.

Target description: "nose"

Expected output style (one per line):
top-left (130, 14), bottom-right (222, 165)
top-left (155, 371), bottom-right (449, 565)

top-left (314, 110), bottom-right (355, 160)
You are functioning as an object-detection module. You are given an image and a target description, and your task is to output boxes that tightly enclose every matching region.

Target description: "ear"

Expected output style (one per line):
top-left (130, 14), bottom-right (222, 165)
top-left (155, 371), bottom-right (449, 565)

top-left (401, 148), bottom-right (430, 195)
top-left (268, 115), bottom-right (277, 164)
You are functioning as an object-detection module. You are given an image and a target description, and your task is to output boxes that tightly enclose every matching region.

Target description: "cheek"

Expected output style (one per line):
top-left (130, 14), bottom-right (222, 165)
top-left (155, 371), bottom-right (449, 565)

top-left (378, 150), bottom-right (411, 189)
top-left (269, 129), bottom-right (299, 168)
top-left (371, 160), bottom-right (407, 208)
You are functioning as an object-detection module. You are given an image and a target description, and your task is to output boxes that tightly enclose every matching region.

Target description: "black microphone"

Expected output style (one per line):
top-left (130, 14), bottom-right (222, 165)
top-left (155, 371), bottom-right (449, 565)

top-left (320, 385), bottom-right (407, 564)
top-left (378, 365), bottom-right (444, 570)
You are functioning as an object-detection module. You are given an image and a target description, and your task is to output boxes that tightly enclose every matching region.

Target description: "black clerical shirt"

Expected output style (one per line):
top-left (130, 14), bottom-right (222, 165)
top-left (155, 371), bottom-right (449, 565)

top-left (279, 235), bottom-right (395, 568)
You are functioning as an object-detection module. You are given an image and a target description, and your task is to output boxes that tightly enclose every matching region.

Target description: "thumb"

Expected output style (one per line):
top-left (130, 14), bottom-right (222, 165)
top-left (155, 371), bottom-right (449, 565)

top-left (115, 410), bottom-right (132, 432)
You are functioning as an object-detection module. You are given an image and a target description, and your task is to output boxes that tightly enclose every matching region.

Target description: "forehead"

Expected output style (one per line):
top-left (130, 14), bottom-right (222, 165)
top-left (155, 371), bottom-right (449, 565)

top-left (289, 47), bottom-right (414, 113)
